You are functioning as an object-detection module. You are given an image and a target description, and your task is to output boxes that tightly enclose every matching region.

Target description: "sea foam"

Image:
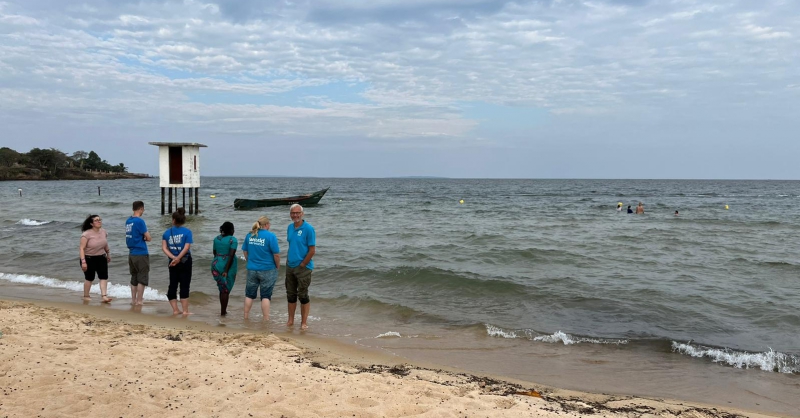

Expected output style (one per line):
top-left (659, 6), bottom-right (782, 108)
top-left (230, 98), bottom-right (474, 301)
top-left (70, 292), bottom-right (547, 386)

top-left (672, 341), bottom-right (800, 374)
top-left (0, 273), bottom-right (167, 301)
top-left (16, 219), bottom-right (51, 226)
top-left (485, 324), bottom-right (628, 345)
top-left (376, 331), bottom-right (402, 338)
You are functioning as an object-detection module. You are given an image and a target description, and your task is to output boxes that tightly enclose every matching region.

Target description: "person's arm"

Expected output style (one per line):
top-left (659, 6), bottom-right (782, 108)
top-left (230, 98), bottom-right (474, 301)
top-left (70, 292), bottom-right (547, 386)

top-left (299, 246), bottom-right (315, 268)
top-left (170, 243), bottom-right (191, 267)
top-left (104, 231), bottom-right (111, 263)
top-left (273, 254), bottom-right (280, 270)
top-left (143, 231), bottom-right (152, 242)
top-left (222, 239), bottom-right (236, 276)
top-left (161, 239), bottom-right (175, 262)
top-left (79, 236), bottom-right (88, 272)
top-left (242, 251), bottom-right (248, 263)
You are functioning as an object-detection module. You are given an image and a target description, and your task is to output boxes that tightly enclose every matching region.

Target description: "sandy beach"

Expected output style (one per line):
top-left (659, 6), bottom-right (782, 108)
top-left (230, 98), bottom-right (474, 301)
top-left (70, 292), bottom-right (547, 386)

top-left (0, 299), bottom-right (779, 418)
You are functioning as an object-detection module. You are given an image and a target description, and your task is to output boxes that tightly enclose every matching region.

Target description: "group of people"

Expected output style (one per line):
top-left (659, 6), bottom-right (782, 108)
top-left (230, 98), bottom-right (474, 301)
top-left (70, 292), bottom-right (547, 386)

top-left (616, 202), bottom-right (679, 216)
top-left (617, 202), bottom-right (646, 214)
top-left (79, 201), bottom-right (317, 330)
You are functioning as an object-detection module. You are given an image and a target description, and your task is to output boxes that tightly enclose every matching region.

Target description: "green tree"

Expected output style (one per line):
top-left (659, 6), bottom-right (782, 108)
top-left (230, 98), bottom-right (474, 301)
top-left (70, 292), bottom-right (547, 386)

top-left (26, 148), bottom-right (68, 176)
top-left (84, 151), bottom-right (102, 170)
top-left (70, 150), bottom-right (88, 169)
top-left (0, 147), bottom-right (21, 167)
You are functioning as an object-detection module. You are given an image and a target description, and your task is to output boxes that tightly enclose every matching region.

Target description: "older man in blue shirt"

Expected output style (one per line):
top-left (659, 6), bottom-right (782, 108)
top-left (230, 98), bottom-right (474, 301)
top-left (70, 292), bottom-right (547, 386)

top-left (286, 204), bottom-right (316, 330)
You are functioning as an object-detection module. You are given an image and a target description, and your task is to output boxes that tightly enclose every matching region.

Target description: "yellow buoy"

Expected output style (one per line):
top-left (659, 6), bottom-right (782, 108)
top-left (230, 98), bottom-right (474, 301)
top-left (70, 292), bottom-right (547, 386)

top-left (210, 195), bottom-right (216, 198)
top-left (724, 205), bottom-right (729, 210)
top-left (459, 199), bottom-right (464, 204)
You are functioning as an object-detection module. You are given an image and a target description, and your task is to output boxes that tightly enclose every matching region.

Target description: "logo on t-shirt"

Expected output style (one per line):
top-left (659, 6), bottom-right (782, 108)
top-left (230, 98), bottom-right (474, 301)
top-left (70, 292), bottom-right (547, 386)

top-left (297, 230), bottom-right (303, 236)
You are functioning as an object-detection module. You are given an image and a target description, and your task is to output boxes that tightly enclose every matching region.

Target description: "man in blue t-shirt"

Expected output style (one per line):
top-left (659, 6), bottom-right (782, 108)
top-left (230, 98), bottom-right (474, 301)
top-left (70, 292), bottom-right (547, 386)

top-left (286, 204), bottom-right (316, 330)
top-left (126, 201), bottom-right (151, 306)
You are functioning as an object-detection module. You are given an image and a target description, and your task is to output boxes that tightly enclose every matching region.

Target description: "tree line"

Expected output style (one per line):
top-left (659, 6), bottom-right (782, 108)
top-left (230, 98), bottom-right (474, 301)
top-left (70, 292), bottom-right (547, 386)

top-left (0, 147), bottom-right (127, 177)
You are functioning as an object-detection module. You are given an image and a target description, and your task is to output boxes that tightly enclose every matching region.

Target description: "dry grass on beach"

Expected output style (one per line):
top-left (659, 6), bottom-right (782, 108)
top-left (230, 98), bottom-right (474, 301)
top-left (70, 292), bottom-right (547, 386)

top-left (0, 300), bottom-right (768, 418)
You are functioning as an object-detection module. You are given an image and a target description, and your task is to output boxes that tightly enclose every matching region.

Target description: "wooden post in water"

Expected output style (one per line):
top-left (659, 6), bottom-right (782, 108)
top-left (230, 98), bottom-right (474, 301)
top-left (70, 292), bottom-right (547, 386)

top-left (182, 188), bottom-right (186, 211)
top-left (161, 188), bottom-right (165, 215)
top-left (97, 186), bottom-right (101, 196)
top-left (189, 188), bottom-right (193, 214)
top-left (168, 187), bottom-right (173, 213)
top-left (195, 187), bottom-right (199, 214)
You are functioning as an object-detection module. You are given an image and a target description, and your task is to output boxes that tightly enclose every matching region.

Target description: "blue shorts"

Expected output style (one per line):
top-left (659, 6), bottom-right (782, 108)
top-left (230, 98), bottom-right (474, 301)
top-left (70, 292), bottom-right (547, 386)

top-left (245, 269), bottom-right (278, 300)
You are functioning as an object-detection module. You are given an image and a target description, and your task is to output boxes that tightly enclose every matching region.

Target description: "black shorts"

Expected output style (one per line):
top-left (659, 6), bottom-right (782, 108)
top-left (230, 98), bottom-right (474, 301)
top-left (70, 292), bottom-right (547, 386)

top-left (82, 255), bottom-right (109, 281)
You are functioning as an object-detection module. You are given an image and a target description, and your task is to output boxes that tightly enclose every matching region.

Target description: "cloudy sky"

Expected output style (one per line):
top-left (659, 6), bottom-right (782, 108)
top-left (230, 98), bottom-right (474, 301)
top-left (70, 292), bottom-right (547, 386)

top-left (0, 0), bottom-right (797, 178)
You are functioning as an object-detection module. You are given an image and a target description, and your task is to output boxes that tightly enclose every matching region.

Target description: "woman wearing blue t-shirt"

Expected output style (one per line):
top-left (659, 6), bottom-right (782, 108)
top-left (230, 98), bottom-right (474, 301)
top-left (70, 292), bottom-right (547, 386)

top-left (161, 208), bottom-right (193, 315)
top-left (242, 216), bottom-right (280, 321)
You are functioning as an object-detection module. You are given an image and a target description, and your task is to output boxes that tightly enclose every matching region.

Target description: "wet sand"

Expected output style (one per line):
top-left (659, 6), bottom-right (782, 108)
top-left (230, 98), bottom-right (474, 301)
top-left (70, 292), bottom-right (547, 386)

top-left (0, 299), bottom-right (783, 418)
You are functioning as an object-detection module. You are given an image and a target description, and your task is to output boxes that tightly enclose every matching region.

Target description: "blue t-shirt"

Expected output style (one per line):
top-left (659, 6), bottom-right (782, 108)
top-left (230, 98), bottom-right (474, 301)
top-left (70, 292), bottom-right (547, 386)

top-left (125, 216), bottom-right (149, 256)
top-left (162, 226), bottom-right (193, 257)
top-left (287, 221), bottom-right (315, 269)
top-left (242, 230), bottom-right (280, 271)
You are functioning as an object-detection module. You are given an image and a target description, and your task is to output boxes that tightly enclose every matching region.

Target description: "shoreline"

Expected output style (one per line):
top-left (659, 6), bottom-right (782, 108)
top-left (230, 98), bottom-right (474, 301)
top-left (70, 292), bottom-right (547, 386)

top-left (0, 298), bottom-right (781, 418)
top-left (0, 174), bottom-right (152, 181)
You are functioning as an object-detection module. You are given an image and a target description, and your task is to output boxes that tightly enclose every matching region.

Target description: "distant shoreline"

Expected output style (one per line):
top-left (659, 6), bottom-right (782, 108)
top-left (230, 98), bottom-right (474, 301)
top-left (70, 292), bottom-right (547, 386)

top-left (0, 168), bottom-right (152, 181)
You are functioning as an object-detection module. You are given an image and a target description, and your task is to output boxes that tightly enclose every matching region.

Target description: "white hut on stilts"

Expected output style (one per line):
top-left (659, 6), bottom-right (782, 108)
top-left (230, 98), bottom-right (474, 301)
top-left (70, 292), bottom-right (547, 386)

top-left (149, 142), bottom-right (207, 215)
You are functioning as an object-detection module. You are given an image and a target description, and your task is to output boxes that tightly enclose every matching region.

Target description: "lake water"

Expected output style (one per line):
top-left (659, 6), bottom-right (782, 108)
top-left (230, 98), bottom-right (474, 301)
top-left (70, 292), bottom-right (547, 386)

top-left (1, 178), bottom-right (799, 415)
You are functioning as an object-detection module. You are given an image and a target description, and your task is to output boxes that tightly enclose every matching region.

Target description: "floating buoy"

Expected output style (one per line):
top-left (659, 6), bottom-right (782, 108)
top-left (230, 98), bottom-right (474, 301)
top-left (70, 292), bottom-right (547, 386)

top-left (459, 199), bottom-right (464, 204)
top-left (210, 195), bottom-right (216, 198)
top-left (724, 205), bottom-right (729, 210)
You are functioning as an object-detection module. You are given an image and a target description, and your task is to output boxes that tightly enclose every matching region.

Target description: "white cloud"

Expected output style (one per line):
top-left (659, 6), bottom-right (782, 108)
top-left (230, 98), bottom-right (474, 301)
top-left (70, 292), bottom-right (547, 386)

top-left (1, 0), bottom-right (799, 177)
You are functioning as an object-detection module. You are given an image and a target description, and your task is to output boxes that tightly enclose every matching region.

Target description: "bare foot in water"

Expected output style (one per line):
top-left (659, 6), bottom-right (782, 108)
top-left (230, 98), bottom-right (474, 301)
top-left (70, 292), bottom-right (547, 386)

top-left (83, 296), bottom-right (91, 301)
top-left (286, 320), bottom-right (294, 327)
top-left (102, 297), bottom-right (113, 304)
top-left (135, 302), bottom-right (143, 306)
top-left (172, 310), bottom-right (182, 315)
top-left (300, 323), bottom-right (309, 330)
top-left (182, 311), bottom-right (193, 316)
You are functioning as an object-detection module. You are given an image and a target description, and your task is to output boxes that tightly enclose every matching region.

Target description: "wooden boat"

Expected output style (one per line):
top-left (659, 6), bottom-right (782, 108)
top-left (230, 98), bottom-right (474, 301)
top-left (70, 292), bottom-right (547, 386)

top-left (234, 187), bottom-right (330, 210)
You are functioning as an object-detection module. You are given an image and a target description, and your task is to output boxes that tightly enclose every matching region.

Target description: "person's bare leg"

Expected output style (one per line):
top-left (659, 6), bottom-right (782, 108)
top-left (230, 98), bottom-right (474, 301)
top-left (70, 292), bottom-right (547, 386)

top-left (169, 299), bottom-right (181, 315)
top-left (130, 285), bottom-right (137, 305)
top-left (219, 291), bottom-right (229, 316)
top-left (300, 302), bottom-right (310, 330)
top-left (135, 285), bottom-right (145, 305)
top-left (100, 280), bottom-right (112, 303)
top-left (83, 280), bottom-right (92, 300)
top-left (286, 302), bottom-right (297, 326)
top-left (261, 299), bottom-right (271, 321)
top-left (244, 297), bottom-right (254, 319)
top-left (181, 298), bottom-right (190, 315)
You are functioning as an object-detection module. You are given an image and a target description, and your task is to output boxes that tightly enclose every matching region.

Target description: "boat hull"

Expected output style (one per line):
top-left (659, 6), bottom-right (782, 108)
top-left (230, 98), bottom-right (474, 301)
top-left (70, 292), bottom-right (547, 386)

top-left (233, 188), bottom-right (329, 210)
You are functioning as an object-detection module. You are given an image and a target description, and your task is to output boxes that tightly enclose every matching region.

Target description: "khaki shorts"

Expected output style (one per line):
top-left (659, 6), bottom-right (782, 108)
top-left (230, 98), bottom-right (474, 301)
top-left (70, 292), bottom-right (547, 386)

top-left (128, 255), bottom-right (150, 286)
top-left (285, 265), bottom-right (312, 304)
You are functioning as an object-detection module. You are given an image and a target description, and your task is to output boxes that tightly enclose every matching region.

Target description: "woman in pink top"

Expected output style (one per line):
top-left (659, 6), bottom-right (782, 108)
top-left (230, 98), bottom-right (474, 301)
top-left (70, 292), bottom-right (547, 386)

top-left (79, 214), bottom-right (112, 303)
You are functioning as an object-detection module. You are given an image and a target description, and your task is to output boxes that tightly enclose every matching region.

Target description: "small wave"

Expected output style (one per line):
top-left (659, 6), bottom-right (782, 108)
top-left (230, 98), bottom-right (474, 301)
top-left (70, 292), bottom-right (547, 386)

top-left (672, 341), bottom-right (800, 374)
top-left (16, 219), bottom-right (51, 226)
top-left (486, 324), bottom-right (521, 339)
top-left (376, 332), bottom-right (402, 338)
top-left (0, 273), bottom-right (167, 301)
top-left (485, 325), bottom-right (628, 345)
top-left (534, 331), bottom-right (629, 345)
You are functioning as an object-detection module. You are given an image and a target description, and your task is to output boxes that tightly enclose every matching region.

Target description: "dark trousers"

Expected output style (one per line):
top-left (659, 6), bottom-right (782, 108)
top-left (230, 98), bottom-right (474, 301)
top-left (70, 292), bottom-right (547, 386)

top-left (167, 256), bottom-right (192, 300)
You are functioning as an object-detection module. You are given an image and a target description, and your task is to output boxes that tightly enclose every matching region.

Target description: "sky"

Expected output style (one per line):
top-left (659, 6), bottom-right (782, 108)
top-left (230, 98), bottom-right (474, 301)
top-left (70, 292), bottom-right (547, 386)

top-left (0, 0), bottom-right (798, 179)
